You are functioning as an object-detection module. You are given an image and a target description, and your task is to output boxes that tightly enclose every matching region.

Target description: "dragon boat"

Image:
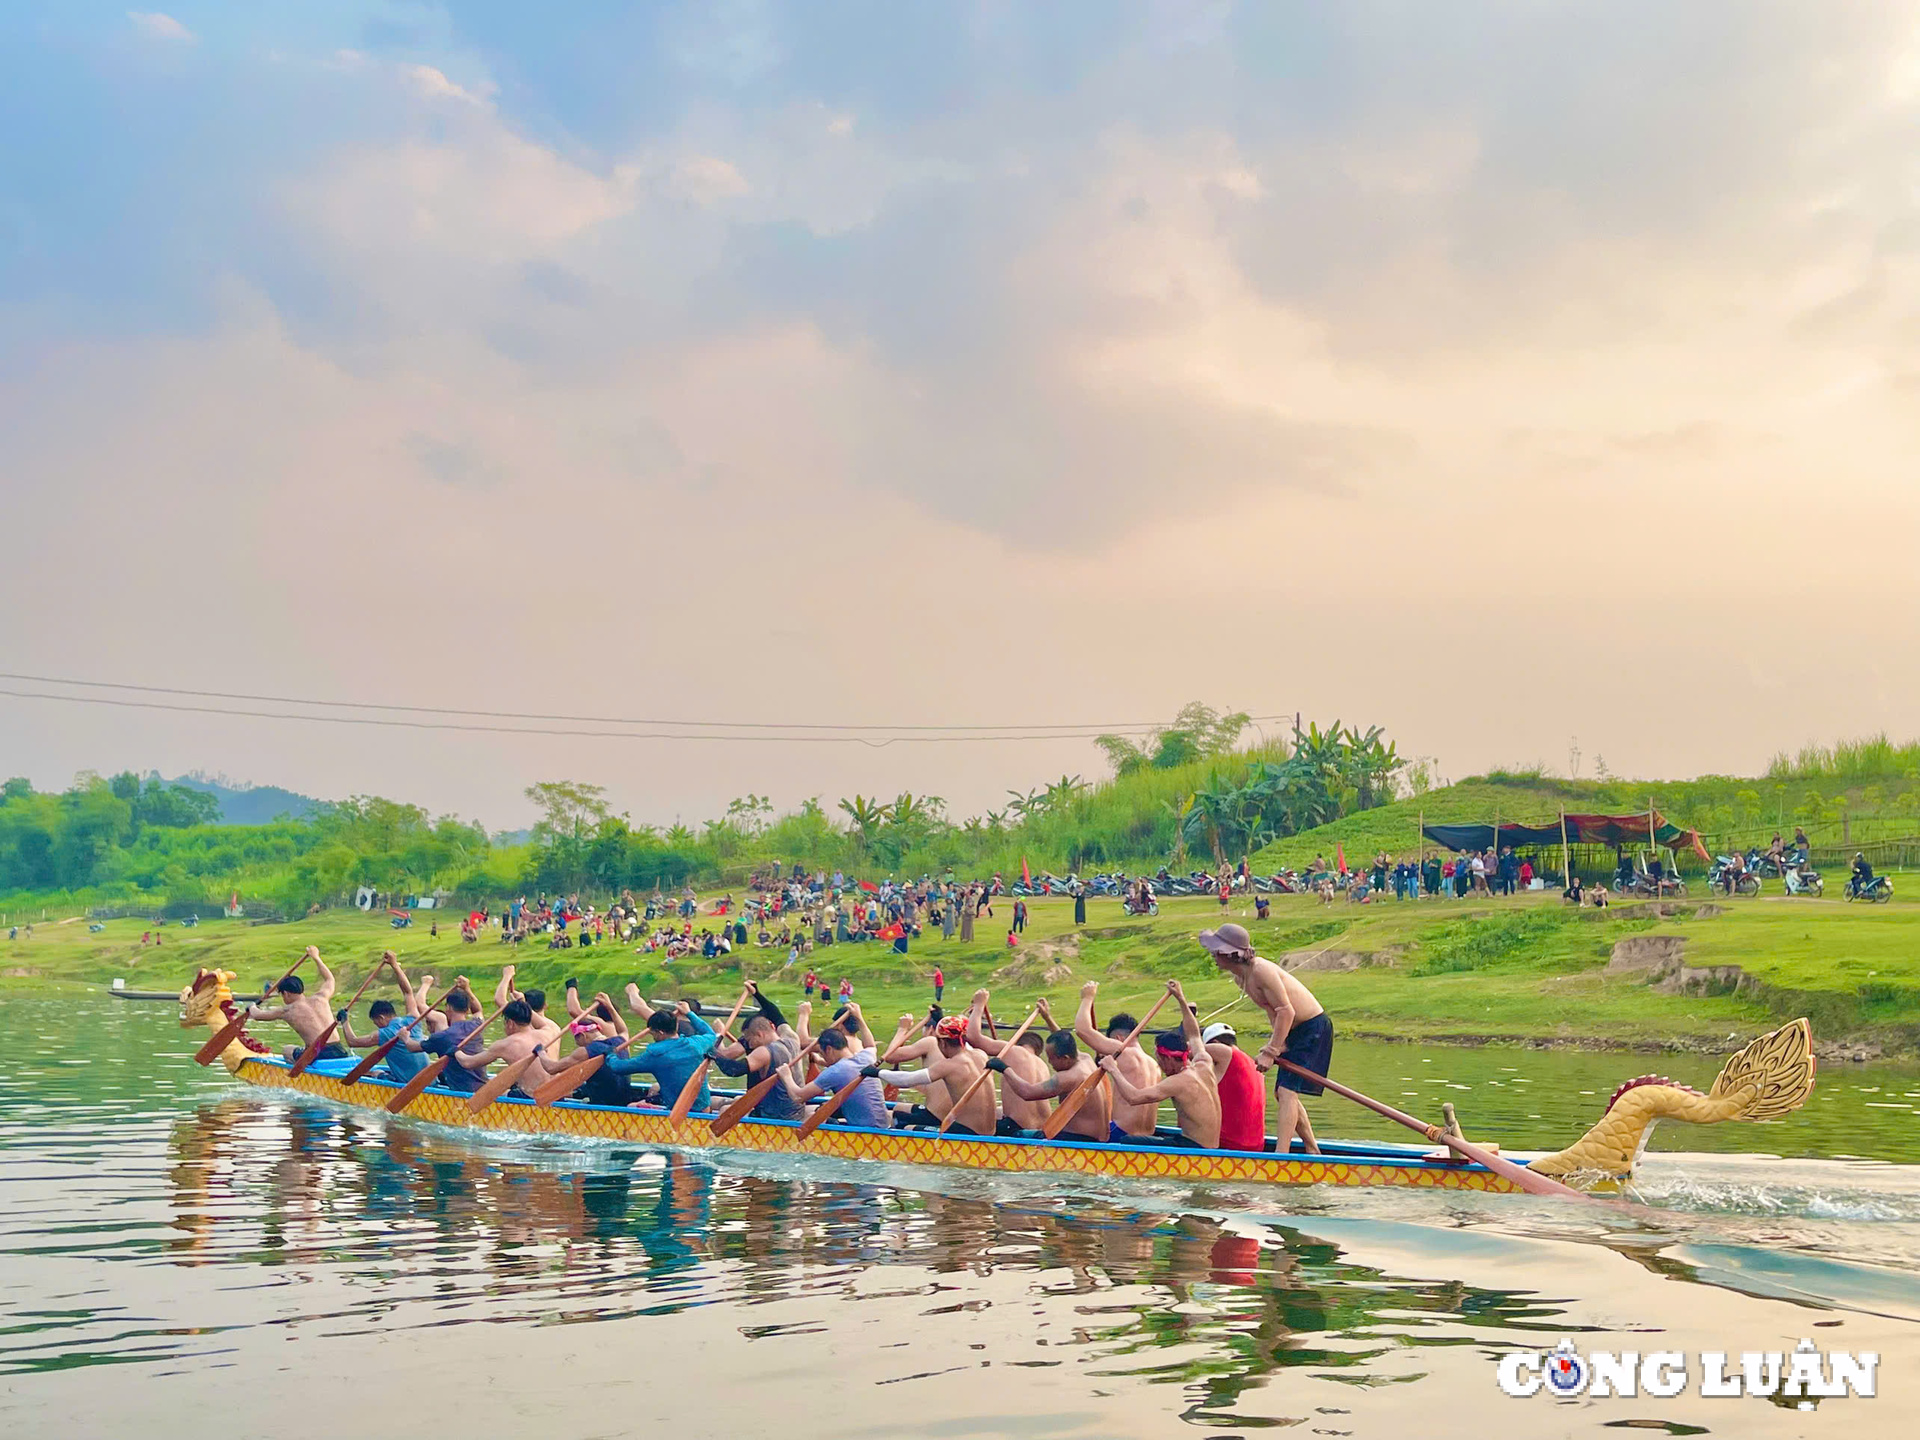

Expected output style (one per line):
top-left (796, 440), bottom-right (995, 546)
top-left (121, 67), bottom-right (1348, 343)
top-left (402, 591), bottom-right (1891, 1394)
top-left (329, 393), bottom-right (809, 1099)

top-left (178, 969), bottom-right (1817, 1197)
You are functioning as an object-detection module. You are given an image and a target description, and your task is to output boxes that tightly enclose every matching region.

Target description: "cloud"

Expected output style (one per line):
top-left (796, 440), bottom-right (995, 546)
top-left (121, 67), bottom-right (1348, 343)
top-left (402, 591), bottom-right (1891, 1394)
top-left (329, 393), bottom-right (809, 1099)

top-left (127, 11), bottom-right (193, 42)
top-left (5, 3), bottom-right (1920, 822)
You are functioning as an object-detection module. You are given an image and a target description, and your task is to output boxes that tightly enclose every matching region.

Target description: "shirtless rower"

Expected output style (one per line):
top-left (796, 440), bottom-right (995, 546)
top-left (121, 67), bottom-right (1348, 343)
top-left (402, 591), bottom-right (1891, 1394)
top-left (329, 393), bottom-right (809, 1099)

top-left (245, 947), bottom-right (341, 1063)
top-left (965, 989), bottom-right (1050, 1135)
top-left (868, 1015), bottom-right (995, 1134)
top-left (448, 998), bottom-right (540, 1092)
top-left (1073, 981), bottom-right (1159, 1140)
top-left (1199, 922), bottom-right (1328, 1154)
top-left (1097, 981), bottom-right (1221, 1148)
top-left (986, 1029), bottom-right (1111, 1142)
top-left (495, 964), bottom-right (563, 1055)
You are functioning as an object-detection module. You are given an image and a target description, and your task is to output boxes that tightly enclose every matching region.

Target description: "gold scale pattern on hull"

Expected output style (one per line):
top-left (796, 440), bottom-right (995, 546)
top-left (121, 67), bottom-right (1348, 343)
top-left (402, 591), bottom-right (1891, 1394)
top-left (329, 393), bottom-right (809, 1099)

top-left (233, 1058), bottom-right (1523, 1195)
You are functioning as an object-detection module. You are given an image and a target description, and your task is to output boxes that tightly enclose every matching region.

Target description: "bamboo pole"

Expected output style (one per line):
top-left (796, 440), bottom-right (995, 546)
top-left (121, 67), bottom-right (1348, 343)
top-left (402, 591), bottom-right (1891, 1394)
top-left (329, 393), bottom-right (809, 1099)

top-left (1560, 810), bottom-right (1572, 890)
top-left (1649, 799), bottom-right (1659, 890)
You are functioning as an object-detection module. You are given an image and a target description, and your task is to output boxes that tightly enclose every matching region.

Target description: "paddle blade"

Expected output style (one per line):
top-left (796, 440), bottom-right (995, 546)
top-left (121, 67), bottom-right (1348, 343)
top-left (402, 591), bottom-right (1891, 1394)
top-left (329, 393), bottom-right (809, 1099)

top-left (386, 1056), bottom-right (449, 1114)
top-left (342, 1036), bottom-right (400, 1087)
top-left (797, 1074), bottom-right (861, 1140)
top-left (193, 1011), bottom-right (250, 1066)
top-left (287, 1021), bottom-right (340, 1077)
top-left (533, 1053), bottom-right (601, 1108)
top-left (668, 1058), bottom-right (712, 1123)
top-left (467, 1052), bottom-right (536, 1114)
top-left (708, 1073), bottom-right (778, 1137)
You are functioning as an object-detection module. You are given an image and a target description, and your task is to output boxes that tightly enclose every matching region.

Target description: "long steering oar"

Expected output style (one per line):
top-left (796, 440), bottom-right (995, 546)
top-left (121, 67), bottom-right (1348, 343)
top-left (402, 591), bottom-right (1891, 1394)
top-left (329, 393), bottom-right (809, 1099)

top-left (289, 956), bottom-right (390, 1077)
top-left (939, 1004), bottom-right (1041, 1136)
top-left (709, 1037), bottom-right (822, 1138)
top-left (194, 951), bottom-right (309, 1065)
top-left (1270, 1057), bottom-right (1592, 1202)
top-left (386, 1008), bottom-right (500, 1115)
top-left (1043, 990), bottom-right (1173, 1140)
top-left (342, 984), bottom-right (462, 1086)
top-left (664, 986), bottom-right (756, 1122)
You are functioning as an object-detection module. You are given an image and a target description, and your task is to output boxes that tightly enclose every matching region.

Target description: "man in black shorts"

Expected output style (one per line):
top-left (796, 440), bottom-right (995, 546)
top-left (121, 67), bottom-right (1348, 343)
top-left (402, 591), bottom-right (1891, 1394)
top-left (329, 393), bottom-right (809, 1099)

top-left (1198, 922), bottom-right (1330, 1155)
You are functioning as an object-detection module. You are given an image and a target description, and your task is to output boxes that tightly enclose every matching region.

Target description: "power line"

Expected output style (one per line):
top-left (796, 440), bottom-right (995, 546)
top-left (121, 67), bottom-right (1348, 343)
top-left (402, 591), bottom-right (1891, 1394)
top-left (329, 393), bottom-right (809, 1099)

top-left (0, 686), bottom-right (1286, 748)
top-left (0, 670), bottom-right (1291, 737)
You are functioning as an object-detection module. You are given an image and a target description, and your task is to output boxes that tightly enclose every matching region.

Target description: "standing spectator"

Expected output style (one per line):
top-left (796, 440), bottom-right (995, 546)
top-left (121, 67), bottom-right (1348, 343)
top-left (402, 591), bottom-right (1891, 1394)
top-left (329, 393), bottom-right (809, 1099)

top-left (932, 966), bottom-right (944, 1003)
top-left (1072, 884), bottom-right (1087, 926)
top-left (1012, 898), bottom-right (1028, 933)
top-left (1519, 857), bottom-right (1534, 889)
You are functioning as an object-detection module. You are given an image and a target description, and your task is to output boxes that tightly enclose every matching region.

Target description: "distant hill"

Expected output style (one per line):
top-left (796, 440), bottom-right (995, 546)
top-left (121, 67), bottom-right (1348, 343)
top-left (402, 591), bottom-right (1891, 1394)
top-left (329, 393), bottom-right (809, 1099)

top-left (167, 771), bottom-right (324, 825)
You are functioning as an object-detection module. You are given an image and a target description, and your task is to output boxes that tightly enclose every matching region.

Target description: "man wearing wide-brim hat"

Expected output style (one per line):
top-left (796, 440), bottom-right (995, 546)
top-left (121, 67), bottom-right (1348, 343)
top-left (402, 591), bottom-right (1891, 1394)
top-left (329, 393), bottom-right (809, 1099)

top-left (1197, 922), bottom-right (1331, 1155)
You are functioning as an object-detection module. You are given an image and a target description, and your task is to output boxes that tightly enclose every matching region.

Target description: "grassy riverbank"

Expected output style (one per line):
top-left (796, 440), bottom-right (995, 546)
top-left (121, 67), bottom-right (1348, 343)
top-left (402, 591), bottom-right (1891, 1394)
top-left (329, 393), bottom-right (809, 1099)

top-left (7, 884), bottom-right (1918, 1057)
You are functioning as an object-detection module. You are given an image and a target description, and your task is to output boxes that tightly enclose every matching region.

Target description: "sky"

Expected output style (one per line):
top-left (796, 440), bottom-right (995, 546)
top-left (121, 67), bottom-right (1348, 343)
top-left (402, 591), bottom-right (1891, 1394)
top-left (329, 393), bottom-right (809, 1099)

top-left (3, 2), bottom-right (1918, 831)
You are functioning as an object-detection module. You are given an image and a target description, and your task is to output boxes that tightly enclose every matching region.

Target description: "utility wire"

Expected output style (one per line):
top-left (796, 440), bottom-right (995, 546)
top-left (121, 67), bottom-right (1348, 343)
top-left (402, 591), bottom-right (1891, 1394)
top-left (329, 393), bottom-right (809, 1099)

top-left (0, 686), bottom-right (1289, 748)
top-left (0, 670), bottom-right (1290, 741)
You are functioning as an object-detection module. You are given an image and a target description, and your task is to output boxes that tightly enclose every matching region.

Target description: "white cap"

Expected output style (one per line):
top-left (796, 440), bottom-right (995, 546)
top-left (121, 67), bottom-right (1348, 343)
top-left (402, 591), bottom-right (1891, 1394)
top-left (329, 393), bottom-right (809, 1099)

top-left (1201, 1022), bottom-right (1236, 1044)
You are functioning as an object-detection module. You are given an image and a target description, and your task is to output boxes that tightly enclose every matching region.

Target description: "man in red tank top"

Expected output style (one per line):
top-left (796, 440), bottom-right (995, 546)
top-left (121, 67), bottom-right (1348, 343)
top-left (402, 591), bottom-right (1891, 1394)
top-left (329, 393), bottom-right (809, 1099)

top-left (1201, 1021), bottom-right (1267, 1151)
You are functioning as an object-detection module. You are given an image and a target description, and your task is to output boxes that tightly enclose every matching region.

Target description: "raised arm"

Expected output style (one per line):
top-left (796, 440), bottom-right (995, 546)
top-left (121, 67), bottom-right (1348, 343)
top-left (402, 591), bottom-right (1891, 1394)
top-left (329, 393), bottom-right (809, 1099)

top-left (493, 965), bottom-right (517, 1009)
top-left (966, 990), bottom-right (1010, 1056)
top-left (840, 1002), bottom-right (874, 1052)
top-left (1074, 981), bottom-right (1122, 1056)
top-left (624, 982), bottom-right (656, 1022)
top-left (1169, 980), bottom-right (1201, 1048)
top-left (311, 948), bottom-right (336, 1001)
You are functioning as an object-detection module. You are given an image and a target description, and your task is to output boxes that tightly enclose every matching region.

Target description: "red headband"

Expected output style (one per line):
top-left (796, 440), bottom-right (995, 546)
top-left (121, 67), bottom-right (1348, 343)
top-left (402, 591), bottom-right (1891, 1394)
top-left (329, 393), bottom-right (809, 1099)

top-left (1155, 1043), bottom-right (1189, 1066)
top-left (934, 1016), bottom-right (968, 1041)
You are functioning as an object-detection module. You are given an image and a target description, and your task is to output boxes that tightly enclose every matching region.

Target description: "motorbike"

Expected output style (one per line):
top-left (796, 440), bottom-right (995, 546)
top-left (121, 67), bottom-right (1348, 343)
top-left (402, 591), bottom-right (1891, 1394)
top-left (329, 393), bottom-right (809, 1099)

top-left (1847, 874), bottom-right (1894, 903)
top-left (1782, 865), bottom-right (1824, 897)
top-left (1122, 896), bottom-right (1160, 917)
top-left (1707, 857), bottom-right (1761, 897)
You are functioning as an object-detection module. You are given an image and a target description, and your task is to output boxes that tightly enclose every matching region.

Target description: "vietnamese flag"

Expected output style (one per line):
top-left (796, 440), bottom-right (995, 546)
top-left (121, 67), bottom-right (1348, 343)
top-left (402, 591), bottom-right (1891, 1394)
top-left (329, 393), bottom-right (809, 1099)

top-left (877, 921), bottom-right (904, 943)
top-left (1020, 856), bottom-right (1031, 887)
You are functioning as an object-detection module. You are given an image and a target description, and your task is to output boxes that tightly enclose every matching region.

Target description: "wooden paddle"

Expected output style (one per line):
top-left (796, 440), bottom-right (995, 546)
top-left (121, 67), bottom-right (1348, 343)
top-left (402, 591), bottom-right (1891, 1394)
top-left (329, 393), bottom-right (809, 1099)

top-left (1042, 990), bottom-right (1172, 1140)
top-left (1269, 1057), bottom-right (1592, 1201)
top-left (664, 986), bottom-right (756, 1122)
top-left (342, 983), bottom-right (463, 1086)
top-left (385, 1007), bottom-right (499, 1115)
top-left (709, 1037), bottom-right (821, 1138)
top-left (939, 1004), bottom-right (1041, 1135)
top-left (194, 951), bottom-right (309, 1065)
top-left (289, 956), bottom-right (390, 1076)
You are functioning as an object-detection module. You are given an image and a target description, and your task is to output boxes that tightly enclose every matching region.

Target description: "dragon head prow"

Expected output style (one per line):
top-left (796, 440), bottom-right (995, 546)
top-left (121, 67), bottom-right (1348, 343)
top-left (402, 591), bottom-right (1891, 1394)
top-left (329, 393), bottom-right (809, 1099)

top-left (1527, 1018), bottom-right (1817, 1191)
top-left (179, 968), bottom-right (238, 1027)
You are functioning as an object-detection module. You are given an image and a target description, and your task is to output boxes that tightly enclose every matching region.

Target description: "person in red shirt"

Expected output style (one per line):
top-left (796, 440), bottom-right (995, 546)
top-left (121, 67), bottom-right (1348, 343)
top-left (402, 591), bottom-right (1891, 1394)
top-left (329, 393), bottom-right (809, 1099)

top-left (932, 967), bottom-right (944, 1003)
top-left (1201, 1021), bottom-right (1267, 1151)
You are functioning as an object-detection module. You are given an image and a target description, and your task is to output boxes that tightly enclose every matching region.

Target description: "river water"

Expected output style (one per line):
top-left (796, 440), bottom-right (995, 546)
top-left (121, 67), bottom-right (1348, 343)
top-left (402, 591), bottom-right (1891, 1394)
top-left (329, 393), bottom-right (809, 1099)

top-left (1, 998), bottom-right (1917, 1437)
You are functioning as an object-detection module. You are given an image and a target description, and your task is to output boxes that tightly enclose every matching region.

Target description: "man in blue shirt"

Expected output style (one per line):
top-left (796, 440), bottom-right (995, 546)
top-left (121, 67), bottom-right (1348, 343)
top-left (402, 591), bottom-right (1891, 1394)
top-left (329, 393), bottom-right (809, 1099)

top-left (603, 1000), bottom-right (718, 1111)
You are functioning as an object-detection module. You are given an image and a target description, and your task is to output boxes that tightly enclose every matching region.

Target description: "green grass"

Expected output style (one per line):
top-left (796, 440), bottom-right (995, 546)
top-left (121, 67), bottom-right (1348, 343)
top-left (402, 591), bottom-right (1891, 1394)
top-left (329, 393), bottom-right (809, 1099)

top-left (12, 884), bottom-right (1920, 1056)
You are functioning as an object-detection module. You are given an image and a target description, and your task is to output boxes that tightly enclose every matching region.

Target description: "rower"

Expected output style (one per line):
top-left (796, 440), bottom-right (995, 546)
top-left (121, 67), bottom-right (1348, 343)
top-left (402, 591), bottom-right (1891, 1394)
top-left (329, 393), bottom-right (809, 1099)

top-left (607, 997), bottom-right (718, 1109)
top-left (339, 959), bottom-right (430, 1085)
top-left (246, 946), bottom-right (341, 1063)
top-left (396, 983), bottom-right (487, 1093)
top-left (495, 964), bottom-right (563, 1054)
top-left (965, 989), bottom-right (1050, 1135)
top-left (1096, 982), bottom-right (1220, 1148)
top-left (1199, 922), bottom-right (1329, 1154)
top-left (1072, 981), bottom-right (1158, 1140)
top-left (1199, 1021), bottom-right (1267, 1152)
top-left (448, 999), bottom-right (540, 1092)
top-left (527, 996), bottom-right (636, 1104)
top-left (985, 1029), bottom-right (1111, 1141)
top-left (868, 1015), bottom-right (994, 1134)
top-left (712, 994), bottom-right (802, 1120)
top-left (776, 1025), bottom-right (890, 1128)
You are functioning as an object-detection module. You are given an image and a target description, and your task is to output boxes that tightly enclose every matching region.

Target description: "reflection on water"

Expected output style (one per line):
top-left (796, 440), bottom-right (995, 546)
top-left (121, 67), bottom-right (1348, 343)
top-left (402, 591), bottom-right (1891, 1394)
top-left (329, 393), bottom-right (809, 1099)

top-left (2, 998), bottom-right (1917, 1437)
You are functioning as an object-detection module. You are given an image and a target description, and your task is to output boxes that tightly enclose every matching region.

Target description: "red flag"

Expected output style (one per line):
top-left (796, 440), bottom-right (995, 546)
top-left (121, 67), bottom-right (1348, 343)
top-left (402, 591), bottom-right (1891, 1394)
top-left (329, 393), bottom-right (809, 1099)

top-left (877, 921), bottom-right (904, 942)
top-left (1335, 843), bottom-right (1346, 874)
top-left (1020, 856), bottom-right (1031, 887)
